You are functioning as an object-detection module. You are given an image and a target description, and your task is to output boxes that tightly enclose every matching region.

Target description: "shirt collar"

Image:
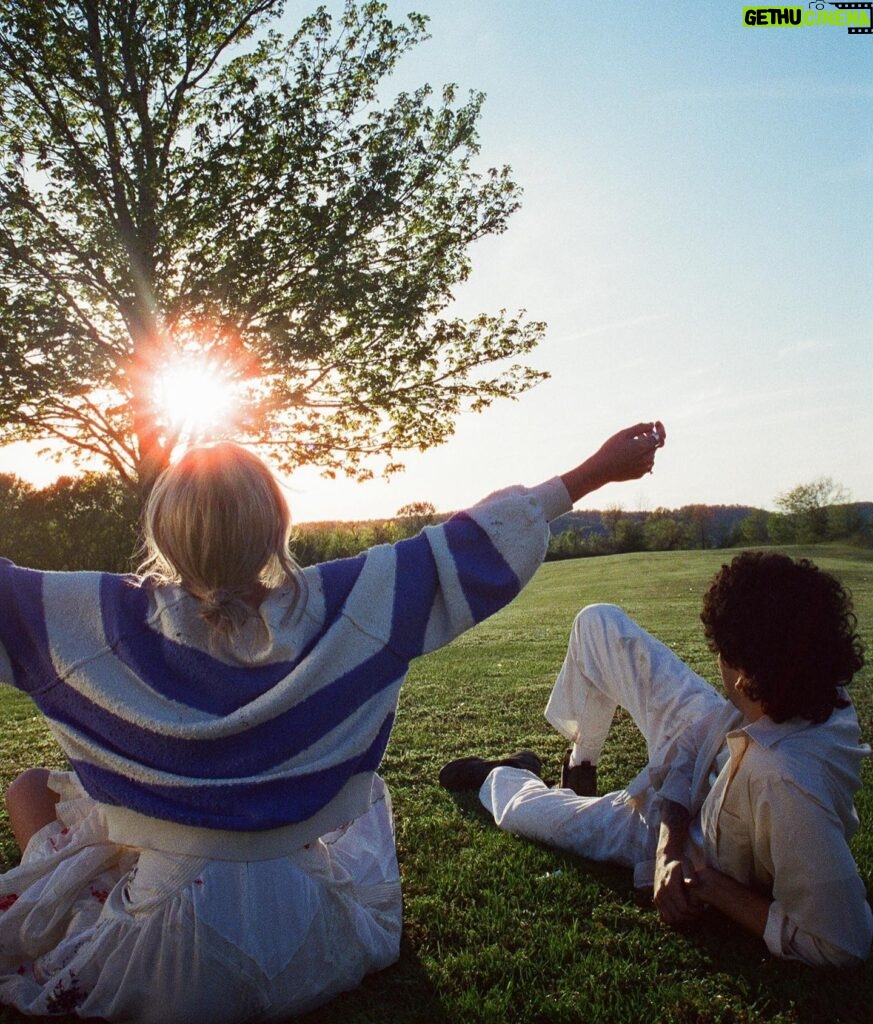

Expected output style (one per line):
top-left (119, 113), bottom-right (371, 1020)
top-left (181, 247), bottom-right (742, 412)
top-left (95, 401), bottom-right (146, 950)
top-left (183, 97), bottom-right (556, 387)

top-left (728, 714), bottom-right (811, 750)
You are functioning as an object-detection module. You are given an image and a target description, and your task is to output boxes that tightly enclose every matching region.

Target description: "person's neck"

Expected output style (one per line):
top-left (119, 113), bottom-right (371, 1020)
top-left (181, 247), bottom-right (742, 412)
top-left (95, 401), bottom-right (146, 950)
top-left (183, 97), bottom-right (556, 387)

top-left (243, 582), bottom-right (269, 609)
top-left (737, 692), bottom-right (765, 723)
top-left (729, 675), bottom-right (765, 723)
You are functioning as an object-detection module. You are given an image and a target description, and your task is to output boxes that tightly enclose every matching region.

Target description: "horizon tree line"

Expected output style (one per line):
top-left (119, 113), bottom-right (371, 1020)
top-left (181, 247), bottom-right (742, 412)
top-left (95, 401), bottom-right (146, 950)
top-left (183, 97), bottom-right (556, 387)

top-left (0, 470), bottom-right (867, 574)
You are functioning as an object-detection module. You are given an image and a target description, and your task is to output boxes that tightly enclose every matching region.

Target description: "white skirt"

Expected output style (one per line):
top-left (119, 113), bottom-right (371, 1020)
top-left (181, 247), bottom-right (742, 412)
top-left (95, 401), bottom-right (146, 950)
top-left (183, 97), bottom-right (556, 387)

top-left (0, 772), bottom-right (402, 1023)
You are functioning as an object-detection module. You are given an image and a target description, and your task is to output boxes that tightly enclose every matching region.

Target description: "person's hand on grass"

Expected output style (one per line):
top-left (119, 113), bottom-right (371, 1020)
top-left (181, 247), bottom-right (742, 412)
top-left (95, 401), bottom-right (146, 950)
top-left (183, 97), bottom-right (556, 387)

top-left (683, 865), bottom-right (772, 939)
top-left (654, 854), bottom-right (703, 929)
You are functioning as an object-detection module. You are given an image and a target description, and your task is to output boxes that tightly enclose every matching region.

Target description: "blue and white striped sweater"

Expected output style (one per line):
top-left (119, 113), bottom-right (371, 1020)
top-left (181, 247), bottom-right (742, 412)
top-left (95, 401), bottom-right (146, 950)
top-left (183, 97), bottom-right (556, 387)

top-left (0, 478), bottom-right (570, 855)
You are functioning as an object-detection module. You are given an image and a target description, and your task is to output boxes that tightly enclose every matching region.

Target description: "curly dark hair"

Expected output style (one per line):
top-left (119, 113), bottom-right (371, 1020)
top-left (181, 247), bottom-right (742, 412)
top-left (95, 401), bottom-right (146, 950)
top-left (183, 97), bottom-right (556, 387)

top-left (699, 551), bottom-right (864, 723)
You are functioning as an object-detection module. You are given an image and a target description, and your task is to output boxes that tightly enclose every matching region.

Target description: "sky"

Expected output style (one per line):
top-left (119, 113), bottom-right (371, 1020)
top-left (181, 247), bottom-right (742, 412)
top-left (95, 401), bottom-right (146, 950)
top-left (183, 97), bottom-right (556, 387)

top-left (2, 0), bottom-right (872, 522)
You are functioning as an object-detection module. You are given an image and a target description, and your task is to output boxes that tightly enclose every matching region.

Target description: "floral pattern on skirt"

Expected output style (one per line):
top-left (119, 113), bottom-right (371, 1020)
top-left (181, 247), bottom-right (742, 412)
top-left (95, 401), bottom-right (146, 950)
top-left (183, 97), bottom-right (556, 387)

top-left (0, 772), bottom-right (402, 1023)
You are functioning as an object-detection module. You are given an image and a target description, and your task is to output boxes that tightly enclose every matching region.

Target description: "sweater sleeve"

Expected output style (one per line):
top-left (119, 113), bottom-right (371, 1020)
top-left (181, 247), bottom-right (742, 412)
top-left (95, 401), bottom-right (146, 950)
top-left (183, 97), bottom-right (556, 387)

top-left (334, 477), bottom-right (572, 662)
top-left (0, 559), bottom-right (58, 694)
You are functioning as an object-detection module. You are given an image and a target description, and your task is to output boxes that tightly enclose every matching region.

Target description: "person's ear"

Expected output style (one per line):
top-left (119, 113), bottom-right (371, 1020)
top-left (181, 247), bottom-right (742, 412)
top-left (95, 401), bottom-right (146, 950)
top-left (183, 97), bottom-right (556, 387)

top-left (736, 672), bottom-right (758, 697)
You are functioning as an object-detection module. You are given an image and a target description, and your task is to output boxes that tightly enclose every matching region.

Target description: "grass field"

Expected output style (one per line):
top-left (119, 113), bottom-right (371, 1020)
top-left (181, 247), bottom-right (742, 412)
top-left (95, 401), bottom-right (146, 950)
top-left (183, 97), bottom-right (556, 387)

top-left (1, 545), bottom-right (872, 1023)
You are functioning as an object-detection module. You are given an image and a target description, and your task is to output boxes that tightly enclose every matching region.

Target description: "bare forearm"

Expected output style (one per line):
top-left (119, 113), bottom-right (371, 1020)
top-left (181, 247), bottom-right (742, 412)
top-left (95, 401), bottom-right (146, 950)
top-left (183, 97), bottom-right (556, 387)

top-left (560, 455), bottom-right (612, 504)
top-left (692, 867), bottom-right (771, 939)
top-left (658, 800), bottom-right (770, 937)
top-left (657, 799), bottom-right (691, 858)
top-left (653, 800), bottom-right (701, 926)
top-left (559, 421), bottom-right (664, 505)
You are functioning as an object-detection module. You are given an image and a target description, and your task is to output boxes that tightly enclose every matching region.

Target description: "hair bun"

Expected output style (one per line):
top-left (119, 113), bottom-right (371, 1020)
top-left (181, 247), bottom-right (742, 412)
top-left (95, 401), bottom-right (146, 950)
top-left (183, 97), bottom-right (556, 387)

top-left (199, 587), bottom-right (255, 636)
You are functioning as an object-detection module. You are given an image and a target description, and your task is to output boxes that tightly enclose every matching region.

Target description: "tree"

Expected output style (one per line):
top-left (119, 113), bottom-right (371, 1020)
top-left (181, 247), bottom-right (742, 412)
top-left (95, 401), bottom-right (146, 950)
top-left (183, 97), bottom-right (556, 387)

top-left (0, 470), bottom-right (34, 558)
top-left (681, 504), bottom-right (713, 549)
top-left (395, 499), bottom-right (436, 535)
top-left (0, 470), bottom-right (138, 569)
top-left (775, 477), bottom-right (849, 544)
top-left (0, 1), bottom-right (546, 495)
top-left (826, 503), bottom-right (868, 544)
top-left (600, 505), bottom-right (623, 548)
top-left (738, 508), bottom-right (770, 546)
top-left (614, 516), bottom-right (644, 554)
top-left (30, 471), bottom-right (141, 569)
top-left (767, 511), bottom-right (795, 545)
top-left (643, 508), bottom-right (683, 551)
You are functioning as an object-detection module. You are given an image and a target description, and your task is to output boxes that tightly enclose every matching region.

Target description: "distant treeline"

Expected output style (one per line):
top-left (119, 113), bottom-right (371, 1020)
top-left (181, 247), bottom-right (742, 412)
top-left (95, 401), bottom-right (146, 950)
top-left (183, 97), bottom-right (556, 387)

top-left (0, 472), bottom-right (141, 572)
top-left (0, 473), bottom-right (439, 573)
top-left (1, 472), bottom-right (870, 574)
top-left (545, 502), bottom-right (873, 560)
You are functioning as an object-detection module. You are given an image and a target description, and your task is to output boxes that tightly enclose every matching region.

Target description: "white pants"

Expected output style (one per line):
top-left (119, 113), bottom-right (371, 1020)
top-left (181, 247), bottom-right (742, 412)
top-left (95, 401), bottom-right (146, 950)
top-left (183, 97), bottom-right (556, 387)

top-left (479, 604), bottom-right (724, 872)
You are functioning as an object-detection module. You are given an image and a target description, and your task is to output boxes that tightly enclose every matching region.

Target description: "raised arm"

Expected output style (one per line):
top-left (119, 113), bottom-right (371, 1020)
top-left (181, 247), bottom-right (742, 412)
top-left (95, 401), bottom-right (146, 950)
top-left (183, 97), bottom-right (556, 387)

top-left (338, 419), bottom-right (667, 663)
top-left (560, 421), bottom-right (665, 504)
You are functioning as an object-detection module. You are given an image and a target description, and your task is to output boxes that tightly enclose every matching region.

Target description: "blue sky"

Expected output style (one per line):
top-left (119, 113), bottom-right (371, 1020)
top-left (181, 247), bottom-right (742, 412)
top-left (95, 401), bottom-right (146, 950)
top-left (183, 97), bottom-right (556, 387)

top-left (284, 0), bottom-right (873, 521)
top-left (3, 1), bottom-right (871, 522)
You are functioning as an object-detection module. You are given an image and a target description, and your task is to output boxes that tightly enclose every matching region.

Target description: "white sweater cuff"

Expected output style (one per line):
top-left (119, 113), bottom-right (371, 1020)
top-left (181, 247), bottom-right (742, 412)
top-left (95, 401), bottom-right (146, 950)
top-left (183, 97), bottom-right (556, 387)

top-left (529, 477), bottom-right (573, 523)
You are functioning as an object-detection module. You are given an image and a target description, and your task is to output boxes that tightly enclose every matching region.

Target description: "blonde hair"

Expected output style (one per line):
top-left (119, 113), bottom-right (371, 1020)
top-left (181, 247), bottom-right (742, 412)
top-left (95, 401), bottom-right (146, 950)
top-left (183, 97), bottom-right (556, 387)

top-left (139, 443), bottom-right (303, 636)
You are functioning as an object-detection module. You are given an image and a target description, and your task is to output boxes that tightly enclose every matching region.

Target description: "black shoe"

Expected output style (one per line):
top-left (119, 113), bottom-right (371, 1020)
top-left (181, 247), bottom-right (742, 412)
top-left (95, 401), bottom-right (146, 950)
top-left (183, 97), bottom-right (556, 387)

top-left (560, 752), bottom-right (597, 796)
top-left (438, 750), bottom-right (542, 791)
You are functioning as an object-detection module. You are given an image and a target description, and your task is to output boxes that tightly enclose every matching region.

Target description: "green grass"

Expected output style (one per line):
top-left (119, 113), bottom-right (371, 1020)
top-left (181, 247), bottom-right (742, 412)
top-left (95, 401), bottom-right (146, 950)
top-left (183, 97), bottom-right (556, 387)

top-left (1, 545), bottom-right (872, 1023)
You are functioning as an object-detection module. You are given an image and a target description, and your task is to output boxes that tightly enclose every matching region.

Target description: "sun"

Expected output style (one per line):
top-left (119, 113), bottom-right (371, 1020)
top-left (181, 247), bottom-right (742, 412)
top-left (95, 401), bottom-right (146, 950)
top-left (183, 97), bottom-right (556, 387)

top-left (153, 354), bottom-right (240, 440)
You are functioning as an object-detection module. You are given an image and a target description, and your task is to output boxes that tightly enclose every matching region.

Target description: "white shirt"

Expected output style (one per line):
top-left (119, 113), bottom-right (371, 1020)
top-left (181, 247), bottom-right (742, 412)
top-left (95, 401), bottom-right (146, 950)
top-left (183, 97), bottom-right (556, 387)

top-left (657, 699), bottom-right (872, 966)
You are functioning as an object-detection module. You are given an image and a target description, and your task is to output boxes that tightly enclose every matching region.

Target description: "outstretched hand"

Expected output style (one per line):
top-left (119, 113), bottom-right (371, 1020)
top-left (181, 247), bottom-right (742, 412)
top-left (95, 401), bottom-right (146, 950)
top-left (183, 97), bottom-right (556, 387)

top-left (560, 420), bottom-right (666, 504)
top-left (588, 420), bottom-right (666, 485)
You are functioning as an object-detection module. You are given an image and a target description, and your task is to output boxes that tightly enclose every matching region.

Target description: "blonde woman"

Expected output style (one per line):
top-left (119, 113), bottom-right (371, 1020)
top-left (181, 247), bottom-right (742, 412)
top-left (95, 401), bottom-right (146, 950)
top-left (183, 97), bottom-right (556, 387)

top-left (0, 423), bottom-right (663, 1022)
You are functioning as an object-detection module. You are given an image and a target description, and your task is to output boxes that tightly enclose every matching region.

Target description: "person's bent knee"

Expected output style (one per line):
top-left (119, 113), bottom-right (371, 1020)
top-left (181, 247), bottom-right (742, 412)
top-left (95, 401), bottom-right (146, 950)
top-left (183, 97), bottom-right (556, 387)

top-left (573, 603), bottom-right (629, 633)
top-left (5, 767), bottom-right (53, 811)
top-left (6, 768), bottom-right (60, 853)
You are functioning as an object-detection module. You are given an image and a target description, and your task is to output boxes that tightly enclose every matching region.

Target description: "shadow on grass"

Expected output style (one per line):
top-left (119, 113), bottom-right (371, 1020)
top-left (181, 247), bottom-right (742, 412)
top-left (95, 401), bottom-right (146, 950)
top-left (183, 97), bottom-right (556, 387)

top-left (297, 933), bottom-right (453, 1024)
top-left (0, 935), bottom-right (453, 1024)
top-left (686, 914), bottom-right (873, 1024)
top-left (439, 788), bottom-right (873, 1024)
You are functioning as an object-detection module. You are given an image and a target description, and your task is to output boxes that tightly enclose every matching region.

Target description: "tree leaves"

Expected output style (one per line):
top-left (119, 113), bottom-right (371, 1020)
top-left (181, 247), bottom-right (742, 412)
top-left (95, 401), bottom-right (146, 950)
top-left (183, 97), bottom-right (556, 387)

top-left (0, 0), bottom-right (546, 491)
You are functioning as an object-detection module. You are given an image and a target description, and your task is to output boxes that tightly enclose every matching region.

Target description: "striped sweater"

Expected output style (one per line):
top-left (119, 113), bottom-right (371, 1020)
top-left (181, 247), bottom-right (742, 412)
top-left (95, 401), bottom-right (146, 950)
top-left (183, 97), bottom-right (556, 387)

top-left (0, 478), bottom-right (571, 858)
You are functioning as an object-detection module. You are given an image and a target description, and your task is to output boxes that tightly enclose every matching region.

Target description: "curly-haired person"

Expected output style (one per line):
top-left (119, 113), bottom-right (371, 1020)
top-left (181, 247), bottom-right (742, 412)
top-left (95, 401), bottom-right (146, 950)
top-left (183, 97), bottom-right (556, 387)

top-left (441, 552), bottom-right (873, 966)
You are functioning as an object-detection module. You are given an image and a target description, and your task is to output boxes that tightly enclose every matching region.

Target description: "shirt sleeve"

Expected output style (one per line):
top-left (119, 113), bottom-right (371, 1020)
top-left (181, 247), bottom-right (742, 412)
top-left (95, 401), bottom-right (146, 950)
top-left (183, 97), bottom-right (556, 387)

top-left (654, 706), bottom-right (729, 811)
top-left (754, 777), bottom-right (873, 966)
top-left (654, 730), bottom-right (706, 810)
top-left (329, 478), bottom-right (572, 662)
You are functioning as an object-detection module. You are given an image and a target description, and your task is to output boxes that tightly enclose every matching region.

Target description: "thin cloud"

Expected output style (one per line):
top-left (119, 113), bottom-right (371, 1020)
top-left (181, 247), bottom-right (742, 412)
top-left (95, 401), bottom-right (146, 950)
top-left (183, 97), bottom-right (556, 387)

top-left (670, 377), bottom-right (872, 429)
top-left (777, 338), bottom-right (830, 358)
top-left (565, 314), bottom-right (668, 342)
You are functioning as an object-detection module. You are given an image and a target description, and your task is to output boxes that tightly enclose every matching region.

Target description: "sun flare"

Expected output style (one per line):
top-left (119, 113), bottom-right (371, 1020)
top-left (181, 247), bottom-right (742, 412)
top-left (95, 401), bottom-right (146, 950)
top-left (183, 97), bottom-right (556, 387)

top-left (153, 355), bottom-right (240, 440)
